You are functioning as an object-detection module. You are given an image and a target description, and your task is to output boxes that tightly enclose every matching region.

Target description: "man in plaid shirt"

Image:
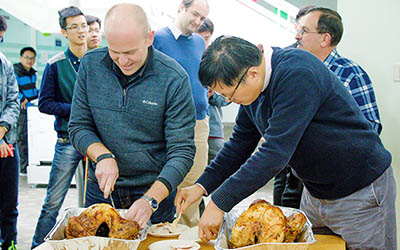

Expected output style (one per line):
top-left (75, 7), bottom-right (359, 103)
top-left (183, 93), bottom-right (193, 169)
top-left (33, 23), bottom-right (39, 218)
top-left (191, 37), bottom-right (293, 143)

top-left (296, 7), bottom-right (381, 134)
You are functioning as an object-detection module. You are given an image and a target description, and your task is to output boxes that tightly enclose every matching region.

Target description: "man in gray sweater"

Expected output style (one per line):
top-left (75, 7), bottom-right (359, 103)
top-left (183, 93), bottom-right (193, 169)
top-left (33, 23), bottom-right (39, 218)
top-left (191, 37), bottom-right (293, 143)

top-left (69, 3), bottom-right (196, 228)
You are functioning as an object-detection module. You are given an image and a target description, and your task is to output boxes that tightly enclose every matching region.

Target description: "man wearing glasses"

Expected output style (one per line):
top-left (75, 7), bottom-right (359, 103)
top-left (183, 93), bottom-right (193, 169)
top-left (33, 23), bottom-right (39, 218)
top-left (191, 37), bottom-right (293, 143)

top-left (13, 47), bottom-right (38, 176)
top-left (31, 6), bottom-right (88, 249)
top-left (175, 36), bottom-right (396, 250)
top-left (296, 7), bottom-right (381, 134)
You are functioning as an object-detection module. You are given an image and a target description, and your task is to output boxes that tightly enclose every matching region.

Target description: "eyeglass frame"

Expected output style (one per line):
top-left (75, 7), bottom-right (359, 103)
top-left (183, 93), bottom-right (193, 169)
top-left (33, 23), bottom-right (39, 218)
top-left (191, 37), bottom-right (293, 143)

top-left (65, 24), bottom-right (89, 32)
top-left (21, 55), bottom-right (36, 61)
top-left (89, 28), bottom-right (101, 34)
top-left (219, 66), bottom-right (250, 101)
top-left (296, 28), bottom-right (322, 36)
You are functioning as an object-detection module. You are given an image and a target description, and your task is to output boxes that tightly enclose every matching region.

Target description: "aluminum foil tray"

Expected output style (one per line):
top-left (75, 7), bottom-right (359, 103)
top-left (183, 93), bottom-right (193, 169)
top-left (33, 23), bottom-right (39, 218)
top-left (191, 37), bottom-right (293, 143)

top-left (44, 207), bottom-right (148, 250)
top-left (215, 205), bottom-right (316, 250)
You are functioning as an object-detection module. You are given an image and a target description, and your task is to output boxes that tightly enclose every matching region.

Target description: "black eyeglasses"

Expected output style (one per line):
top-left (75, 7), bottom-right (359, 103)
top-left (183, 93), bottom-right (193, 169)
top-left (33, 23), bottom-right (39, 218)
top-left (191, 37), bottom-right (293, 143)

top-left (296, 28), bottom-right (321, 36)
top-left (225, 66), bottom-right (250, 101)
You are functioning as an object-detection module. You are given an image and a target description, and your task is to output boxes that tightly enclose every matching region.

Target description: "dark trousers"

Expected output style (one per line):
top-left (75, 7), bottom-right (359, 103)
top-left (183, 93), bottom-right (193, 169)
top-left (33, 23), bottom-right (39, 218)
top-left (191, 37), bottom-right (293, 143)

top-left (273, 166), bottom-right (303, 209)
top-left (85, 178), bottom-right (176, 225)
top-left (0, 148), bottom-right (19, 249)
top-left (16, 109), bottom-right (28, 173)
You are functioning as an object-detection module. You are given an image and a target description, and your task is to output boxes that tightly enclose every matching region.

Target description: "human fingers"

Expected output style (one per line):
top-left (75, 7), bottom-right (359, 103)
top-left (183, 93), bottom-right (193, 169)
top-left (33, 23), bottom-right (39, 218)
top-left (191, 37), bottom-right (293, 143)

top-left (0, 144), bottom-right (8, 158)
top-left (175, 189), bottom-right (185, 213)
top-left (103, 176), bottom-right (113, 199)
top-left (129, 199), bottom-right (152, 228)
top-left (95, 169), bottom-right (106, 192)
top-left (6, 145), bottom-right (14, 157)
top-left (198, 225), bottom-right (209, 242)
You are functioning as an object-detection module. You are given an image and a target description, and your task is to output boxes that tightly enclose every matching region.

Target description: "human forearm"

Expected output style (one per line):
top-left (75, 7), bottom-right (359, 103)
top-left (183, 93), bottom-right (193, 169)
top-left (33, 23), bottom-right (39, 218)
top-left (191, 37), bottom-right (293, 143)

top-left (0, 127), bottom-right (7, 141)
top-left (38, 98), bottom-right (71, 117)
top-left (38, 64), bottom-right (71, 116)
top-left (144, 180), bottom-right (169, 203)
top-left (86, 142), bottom-right (112, 163)
top-left (1, 68), bottom-right (20, 127)
top-left (161, 76), bottom-right (196, 189)
top-left (197, 108), bottom-right (260, 193)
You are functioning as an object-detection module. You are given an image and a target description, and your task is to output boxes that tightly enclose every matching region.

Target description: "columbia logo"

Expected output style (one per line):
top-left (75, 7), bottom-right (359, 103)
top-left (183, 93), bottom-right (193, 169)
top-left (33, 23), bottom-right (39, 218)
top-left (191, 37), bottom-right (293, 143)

top-left (142, 100), bottom-right (158, 106)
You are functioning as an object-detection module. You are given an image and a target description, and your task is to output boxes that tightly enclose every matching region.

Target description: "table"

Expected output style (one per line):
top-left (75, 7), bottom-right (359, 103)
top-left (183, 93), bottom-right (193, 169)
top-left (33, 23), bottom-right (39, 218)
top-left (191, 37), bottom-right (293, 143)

top-left (138, 234), bottom-right (345, 250)
top-left (35, 234), bottom-right (345, 249)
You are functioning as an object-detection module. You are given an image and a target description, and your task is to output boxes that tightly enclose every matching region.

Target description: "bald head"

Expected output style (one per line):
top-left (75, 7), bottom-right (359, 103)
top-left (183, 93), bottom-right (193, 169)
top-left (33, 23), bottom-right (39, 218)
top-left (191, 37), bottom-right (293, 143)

top-left (104, 3), bottom-right (154, 76)
top-left (105, 3), bottom-right (150, 37)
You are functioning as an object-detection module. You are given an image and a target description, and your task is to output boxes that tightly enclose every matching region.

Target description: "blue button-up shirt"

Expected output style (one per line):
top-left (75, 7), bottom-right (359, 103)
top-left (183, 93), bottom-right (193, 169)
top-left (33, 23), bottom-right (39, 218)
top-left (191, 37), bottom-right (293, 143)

top-left (324, 48), bottom-right (382, 134)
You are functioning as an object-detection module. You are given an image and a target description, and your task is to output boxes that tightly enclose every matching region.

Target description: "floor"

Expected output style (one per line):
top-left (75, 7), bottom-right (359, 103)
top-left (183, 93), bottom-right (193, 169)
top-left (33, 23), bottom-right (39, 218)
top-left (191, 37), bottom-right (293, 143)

top-left (16, 175), bottom-right (274, 250)
top-left (17, 175), bottom-right (78, 250)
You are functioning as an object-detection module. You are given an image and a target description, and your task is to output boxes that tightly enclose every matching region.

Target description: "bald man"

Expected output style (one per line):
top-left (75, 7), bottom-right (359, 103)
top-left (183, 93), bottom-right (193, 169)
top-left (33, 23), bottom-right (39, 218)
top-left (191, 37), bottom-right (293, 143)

top-left (69, 3), bottom-right (196, 228)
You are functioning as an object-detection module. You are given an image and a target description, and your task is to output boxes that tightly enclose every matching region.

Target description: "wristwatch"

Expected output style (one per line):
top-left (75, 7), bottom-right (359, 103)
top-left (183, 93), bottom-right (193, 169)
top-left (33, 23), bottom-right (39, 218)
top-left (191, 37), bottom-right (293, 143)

top-left (96, 153), bottom-right (115, 164)
top-left (141, 195), bottom-right (159, 212)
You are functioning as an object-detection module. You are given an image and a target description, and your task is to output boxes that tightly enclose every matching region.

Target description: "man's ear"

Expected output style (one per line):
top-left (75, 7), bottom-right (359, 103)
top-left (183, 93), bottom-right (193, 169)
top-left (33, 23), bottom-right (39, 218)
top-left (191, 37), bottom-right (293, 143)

top-left (321, 33), bottom-right (332, 48)
top-left (146, 30), bottom-right (155, 47)
top-left (178, 3), bottom-right (185, 14)
top-left (247, 66), bottom-right (259, 80)
top-left (61, 29), bottom-right (68, 39)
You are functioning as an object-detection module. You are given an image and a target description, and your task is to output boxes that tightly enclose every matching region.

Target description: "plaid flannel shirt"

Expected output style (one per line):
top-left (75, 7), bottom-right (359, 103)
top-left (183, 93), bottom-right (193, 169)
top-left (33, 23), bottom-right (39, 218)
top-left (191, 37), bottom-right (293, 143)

top-left (324, 49), bottom-right (382, 134)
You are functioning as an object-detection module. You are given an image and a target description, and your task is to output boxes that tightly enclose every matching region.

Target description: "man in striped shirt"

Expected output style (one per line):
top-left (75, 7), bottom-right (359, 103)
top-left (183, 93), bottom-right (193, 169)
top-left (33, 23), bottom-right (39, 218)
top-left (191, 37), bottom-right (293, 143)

top-left (13, 47), bottom-right (39, 175)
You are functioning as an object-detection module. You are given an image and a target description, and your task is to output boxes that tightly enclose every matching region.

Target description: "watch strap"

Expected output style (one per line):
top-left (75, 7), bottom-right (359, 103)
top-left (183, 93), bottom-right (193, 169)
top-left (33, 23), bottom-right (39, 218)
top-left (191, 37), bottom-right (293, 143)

top-left (141, 195), bottom-right (158, 212)
top-left (96, 153), bottom-right (115, 164)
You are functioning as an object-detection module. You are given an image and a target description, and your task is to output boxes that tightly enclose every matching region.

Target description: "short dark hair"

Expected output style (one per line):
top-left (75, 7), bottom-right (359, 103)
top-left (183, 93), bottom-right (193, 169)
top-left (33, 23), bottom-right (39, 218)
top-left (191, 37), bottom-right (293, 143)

top-left (306, 7), bottom-right (343, 46)
top-left (198, 18), bottom-right (214, 34)
top-left (180, 0), bottom-right (208, 11)
top-left (199, 36), bottom-right (262, 88)
top-left (20, 47), bottom-right (36, 56)
top-left (86, 15), bottom-right (101, 28)
top-left (295, 5), bottom-right (315, 23)
top-left (0, 15), bottom-right (7, 32)
top-left (58, 6), bottom-right (84, 29)
top-left (181, 0), bottom-right (195, 9)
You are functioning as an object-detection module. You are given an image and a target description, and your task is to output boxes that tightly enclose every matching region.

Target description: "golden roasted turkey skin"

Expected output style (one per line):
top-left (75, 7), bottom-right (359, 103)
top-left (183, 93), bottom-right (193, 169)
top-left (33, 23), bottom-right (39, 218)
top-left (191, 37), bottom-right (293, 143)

top-left (65, 203), bottom-right (139, 240)
top-left (229, 200), bottom-right (286, 248)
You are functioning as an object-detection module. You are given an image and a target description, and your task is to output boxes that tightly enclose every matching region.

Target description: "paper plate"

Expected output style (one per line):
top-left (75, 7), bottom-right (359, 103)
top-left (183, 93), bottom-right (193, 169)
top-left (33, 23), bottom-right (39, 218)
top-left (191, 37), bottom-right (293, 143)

top-left (148, 223), bottom-right (189, 237)
top-left (178, 226), bottom-right (201, 242)
top-left (148, 239), bottom-right (200, 250)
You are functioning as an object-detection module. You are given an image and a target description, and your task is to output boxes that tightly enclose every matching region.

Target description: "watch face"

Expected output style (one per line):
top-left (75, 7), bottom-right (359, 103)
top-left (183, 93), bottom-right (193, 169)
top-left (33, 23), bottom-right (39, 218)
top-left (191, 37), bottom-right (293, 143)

top-left (151, 199), bottom-right (159, 210)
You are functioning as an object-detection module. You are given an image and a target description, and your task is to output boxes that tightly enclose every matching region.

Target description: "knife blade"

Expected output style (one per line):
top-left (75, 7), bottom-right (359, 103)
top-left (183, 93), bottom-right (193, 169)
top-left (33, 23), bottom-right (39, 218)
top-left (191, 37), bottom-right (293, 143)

top-left (110, 192), bottom-right (116, 209)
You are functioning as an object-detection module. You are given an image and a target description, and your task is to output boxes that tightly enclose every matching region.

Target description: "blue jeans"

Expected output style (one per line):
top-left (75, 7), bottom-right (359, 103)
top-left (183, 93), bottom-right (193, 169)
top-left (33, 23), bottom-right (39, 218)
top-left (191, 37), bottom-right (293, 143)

top-left (31, 139), bottom-right (82, 249)
top-left (0, 145), bottom-right (19, 250)
top-left (207, 138), bottom-right (224, 165)
top-left (85, 178), bottom-right (176, 224)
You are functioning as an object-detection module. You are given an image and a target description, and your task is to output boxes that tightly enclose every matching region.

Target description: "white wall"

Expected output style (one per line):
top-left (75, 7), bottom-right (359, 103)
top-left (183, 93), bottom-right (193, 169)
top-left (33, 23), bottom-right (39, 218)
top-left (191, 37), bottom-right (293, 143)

top-left (337, 0), bottom-right (400, 245)
top-left (155, 0), bottom-right (298, 123)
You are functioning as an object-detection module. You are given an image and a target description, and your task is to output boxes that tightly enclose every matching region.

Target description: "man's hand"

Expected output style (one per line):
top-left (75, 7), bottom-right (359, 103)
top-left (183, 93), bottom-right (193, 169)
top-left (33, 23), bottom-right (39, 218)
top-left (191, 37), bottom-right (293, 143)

top-left (0, 141), bottom-right (13, 158)
top-left (125, 198), bottom-right (153, 228)
top-left (175, 184), bottom-right (205, 214)
top-left (0, 126), bottom-right (7, 141)
top-left (21, 99), bottom-right (28, 110)
top-left (198, 199), bottom-right (224, 242)
top-left (95, 158), bottom-right (119, 199)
